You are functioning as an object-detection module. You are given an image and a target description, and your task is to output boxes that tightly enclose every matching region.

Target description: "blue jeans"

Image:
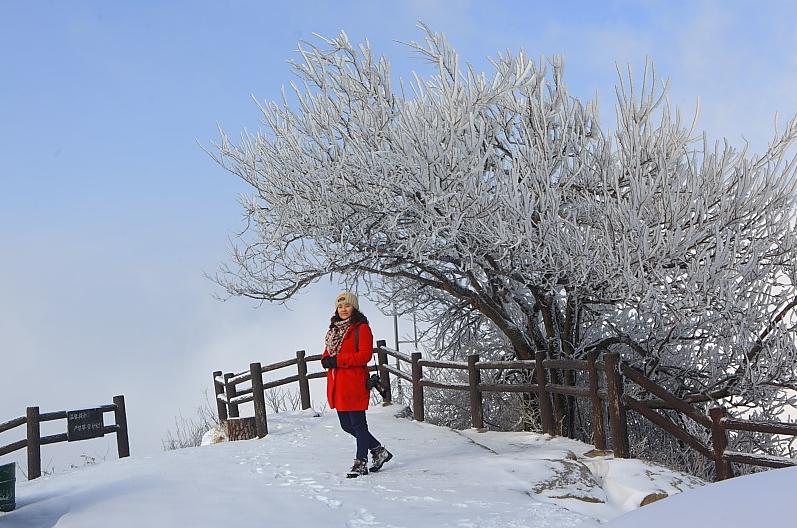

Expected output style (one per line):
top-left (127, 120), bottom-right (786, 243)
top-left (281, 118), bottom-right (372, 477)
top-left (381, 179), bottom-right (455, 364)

top-left (337, 410), bottom-right (381, 461)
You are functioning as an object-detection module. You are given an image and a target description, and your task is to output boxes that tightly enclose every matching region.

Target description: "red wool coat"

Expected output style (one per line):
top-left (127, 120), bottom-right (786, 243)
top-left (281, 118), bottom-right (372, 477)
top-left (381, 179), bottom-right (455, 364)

top-left (322, 322), bottom-right (373, 411)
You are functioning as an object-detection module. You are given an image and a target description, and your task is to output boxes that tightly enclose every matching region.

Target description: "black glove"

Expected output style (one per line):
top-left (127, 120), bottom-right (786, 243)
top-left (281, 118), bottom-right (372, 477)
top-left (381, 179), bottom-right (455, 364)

top-left (321, 356), bottom-right (337, 369)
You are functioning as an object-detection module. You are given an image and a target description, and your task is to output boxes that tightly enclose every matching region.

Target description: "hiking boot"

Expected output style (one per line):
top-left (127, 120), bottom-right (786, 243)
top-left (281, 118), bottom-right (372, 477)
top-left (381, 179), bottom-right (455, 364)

top-left (369, 446), bottom-right (393, 472)
top-left (346, 459), bottom-right (368, 478)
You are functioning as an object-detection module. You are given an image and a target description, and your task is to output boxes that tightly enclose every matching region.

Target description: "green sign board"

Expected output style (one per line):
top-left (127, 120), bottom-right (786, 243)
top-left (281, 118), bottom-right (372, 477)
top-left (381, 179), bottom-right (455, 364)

top-left (0, 462), bottom-right (15, 512)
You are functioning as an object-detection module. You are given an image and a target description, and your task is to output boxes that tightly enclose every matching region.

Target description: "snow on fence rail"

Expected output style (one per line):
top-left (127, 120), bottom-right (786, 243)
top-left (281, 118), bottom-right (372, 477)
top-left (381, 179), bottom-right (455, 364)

top-left (0, 395), bottom-right (130, 480)
top-left (213, 343), bottom-right (797, 482)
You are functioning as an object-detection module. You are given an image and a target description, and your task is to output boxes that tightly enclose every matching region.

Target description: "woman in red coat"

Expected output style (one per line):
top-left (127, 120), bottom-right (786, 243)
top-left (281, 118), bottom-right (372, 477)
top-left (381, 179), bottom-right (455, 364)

top-left (321, 291), bottom-right (393, 478)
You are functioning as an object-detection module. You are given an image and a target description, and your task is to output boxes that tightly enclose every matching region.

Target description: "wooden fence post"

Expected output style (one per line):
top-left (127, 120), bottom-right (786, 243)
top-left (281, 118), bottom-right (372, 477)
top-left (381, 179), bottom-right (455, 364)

top-left (709, 406), bottom-right (733, 481)
top-left (546, 339), bottom-right (565, 436)
top-left (467, 354), bottom-right (484, 430)
top-left (411, 352), bottom-right (424, 422)
top-left (376, 340), bottom-right (392, 405)
top-left (296, 351), bottom-right (311, 410)
top-left (604, 352), bottom-right (630, 458)
top-left (224, 373), bottom-right (240, 418)
top-left (113, 395), bottom-right (130, 458)
top-left (250, 362), bottom-right (268, 438)
top-left (534, 349), bottom-right (554, 435)
top-left (213, 371), bottom-right (228, 422)
top-left (586, 351), bottom-right (607, 450)
top-left (26, 406), bottom-right (41, 480)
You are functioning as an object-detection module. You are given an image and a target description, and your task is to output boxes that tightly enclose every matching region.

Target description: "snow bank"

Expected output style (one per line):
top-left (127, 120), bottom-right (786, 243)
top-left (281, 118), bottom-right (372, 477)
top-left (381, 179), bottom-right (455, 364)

top-left (606, 465), bottom-right (796, 527)
top-left (0, 405), bottom-right (716, 527)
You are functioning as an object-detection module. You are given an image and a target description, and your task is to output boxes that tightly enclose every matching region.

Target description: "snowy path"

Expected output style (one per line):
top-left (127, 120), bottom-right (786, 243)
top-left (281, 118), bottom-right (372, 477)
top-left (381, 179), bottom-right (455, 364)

top-left (1, 406), bottom-right (699, 527)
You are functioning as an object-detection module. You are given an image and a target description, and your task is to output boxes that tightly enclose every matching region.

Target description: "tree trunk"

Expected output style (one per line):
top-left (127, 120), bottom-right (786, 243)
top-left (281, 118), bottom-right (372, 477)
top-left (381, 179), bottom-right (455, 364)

top-left (226, 417), bottom-right (257, 441)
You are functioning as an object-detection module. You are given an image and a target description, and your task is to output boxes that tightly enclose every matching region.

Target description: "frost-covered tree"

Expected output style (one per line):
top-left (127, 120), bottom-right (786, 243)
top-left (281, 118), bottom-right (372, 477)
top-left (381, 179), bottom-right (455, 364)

top-left (212, 26), bottom-right (797, 433)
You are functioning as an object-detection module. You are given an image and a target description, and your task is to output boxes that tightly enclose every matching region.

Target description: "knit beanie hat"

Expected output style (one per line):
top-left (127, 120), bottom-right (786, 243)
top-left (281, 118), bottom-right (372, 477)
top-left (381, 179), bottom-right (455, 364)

top-left (335, 291), bottom-right (359, 310)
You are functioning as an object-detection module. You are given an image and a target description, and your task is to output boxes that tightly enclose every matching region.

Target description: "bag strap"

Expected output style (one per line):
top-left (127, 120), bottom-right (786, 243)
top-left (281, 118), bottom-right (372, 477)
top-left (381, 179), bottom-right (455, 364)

top-left (354, 324), bottom-right (376, 368)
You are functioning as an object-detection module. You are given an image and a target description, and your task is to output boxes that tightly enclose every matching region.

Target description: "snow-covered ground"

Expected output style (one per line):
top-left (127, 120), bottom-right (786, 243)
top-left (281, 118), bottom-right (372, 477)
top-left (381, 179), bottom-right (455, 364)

top-left (1, 404), bottom-right (787, 528)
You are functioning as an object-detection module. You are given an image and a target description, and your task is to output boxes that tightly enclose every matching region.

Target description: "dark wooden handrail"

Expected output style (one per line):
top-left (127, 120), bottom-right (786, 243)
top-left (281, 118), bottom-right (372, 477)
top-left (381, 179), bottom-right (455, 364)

top-left (230, 394), bottom-right (254, 406)
top-left (0, 416), bottom-right (25, 434)
top-left (37, 405), bottom-right (117, 422)
top-left (546, 383), bottom-right (591, 398)
top-left (724, 450), bottom-right (797, 469)
top-left (379, 345), bottom-right (413, 364)
top-left (625, 395), bottom-right (713, 459)
top-left (476, 360), bottom-right (535, 370)
top-left (479, 382), bottom-right (538, 393)
top-left (542, 359), bottom-right (589, 371)
top-left (0, 439), bottom-right (27, 457)
top-left (419, 358), bottom-right (468, 370)
top-left (621, 364), bottom-right (711, 428)
top-left (384, 364), bottom-right (412, 382)
top-left (722, 418), bottom-right (797, 436)
top-left (420, 379), bottom-right (469, 391)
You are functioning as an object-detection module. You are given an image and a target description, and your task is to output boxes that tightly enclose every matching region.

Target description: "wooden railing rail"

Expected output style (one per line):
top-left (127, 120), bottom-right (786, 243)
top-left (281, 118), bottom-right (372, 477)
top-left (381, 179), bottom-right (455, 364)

top-left (0, 395), bottom-right (129, 480)
top-left (477, 383), bottom-right (539, 393)
top-left (722, 451), bottom-right (796, 470)
top-left (546, 384), bottom-right (592, 398)
top-left (721, 418), bottom-right (797, 436)
top-left (0, 417), bottom-right (26, 435)
top-left (543, 359), bottom-right (589, 370)
top-left (0, 439), bottom-right (27, 458)
top-left (418, 358), bottom-right (468, 370)
top-left (624, 395), bottom-right (714, 459)
top-left (379, 345), bottom-right (413, 364)
top-left (621, 364), bottom-right (711, 428)
top-left (383, 364), bottom-right (412, 382)
top-left (420, 379), bottom-right (470, 391)
top-left (476, 359), bottom-right (534, 370)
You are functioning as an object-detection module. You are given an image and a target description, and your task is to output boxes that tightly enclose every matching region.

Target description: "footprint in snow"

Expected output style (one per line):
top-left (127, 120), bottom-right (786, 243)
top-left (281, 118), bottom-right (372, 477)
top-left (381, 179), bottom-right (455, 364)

top-left (399, 495), bottom-right (442, 503)
top-left (347, 507), bottom-right (379, 527)
top-left (314, 494), bottom-right (342, 509)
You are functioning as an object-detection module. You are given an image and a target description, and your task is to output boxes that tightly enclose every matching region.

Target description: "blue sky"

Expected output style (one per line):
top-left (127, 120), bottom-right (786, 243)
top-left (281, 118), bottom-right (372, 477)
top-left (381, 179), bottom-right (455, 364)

top-left (2, 0), bottom-right (797, 469)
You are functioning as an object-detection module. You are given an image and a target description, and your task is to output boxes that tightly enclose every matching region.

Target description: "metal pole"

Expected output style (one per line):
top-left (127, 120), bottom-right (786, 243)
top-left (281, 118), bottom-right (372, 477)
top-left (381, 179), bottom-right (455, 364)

top-left (393, 310), bottom-right (405, 404)
top-left (393, 312), bottom-right (400, 352)
top-left (412, 311), bottom-right (418, 347)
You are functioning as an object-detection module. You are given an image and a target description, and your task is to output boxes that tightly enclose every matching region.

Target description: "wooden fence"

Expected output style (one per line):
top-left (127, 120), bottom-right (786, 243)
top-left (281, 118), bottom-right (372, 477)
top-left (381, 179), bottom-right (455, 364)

top-left (620, 363), bottom-right (797, 480)
top-left (0, 396), bottom-right (130, 480)
top-left (212, 342), bottom-right (797, 481)
top-left (212, 350), bottom-right (381, 439)
top-left (212, 341), bottom-right (629, 455)
top-left (374, 341), bottom-right (628, 454)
